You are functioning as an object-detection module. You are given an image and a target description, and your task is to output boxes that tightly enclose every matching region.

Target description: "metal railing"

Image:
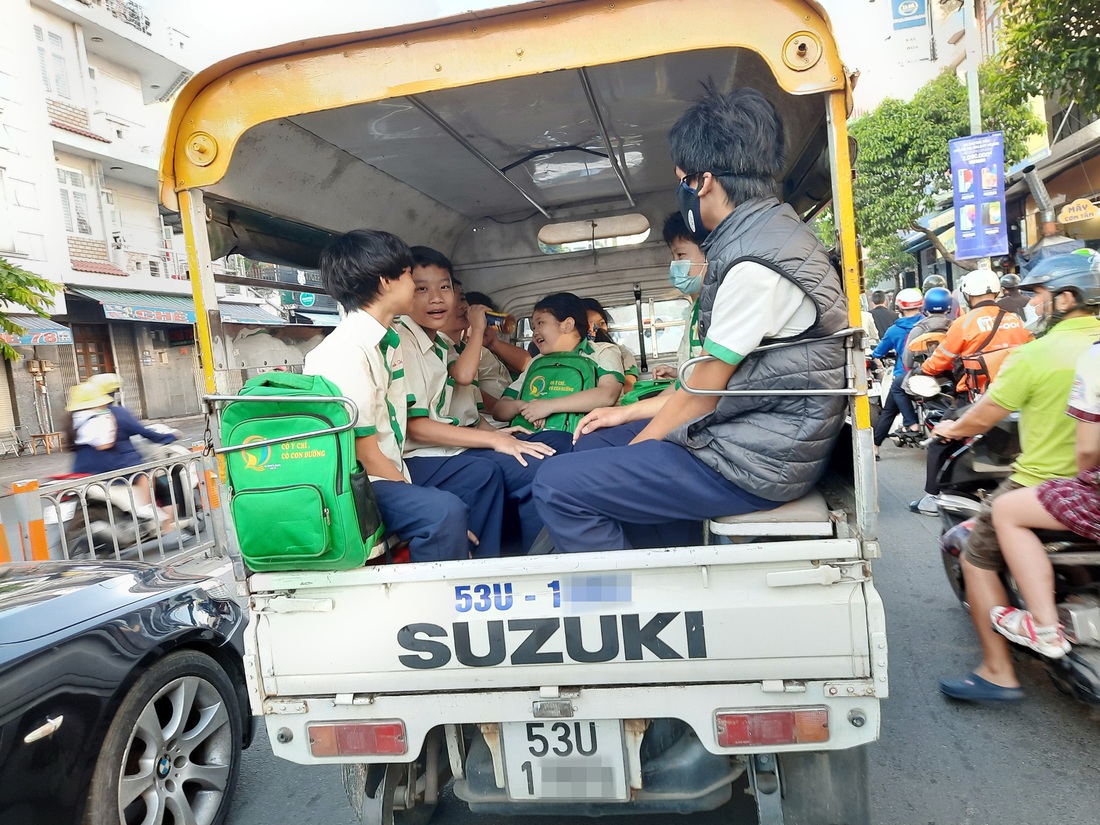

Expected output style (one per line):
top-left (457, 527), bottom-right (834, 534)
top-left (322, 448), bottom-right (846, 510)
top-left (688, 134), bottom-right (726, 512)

top-left (0, 449), bottom-right (223, 566)
top-left (102, 0), bottom-right (152, 35)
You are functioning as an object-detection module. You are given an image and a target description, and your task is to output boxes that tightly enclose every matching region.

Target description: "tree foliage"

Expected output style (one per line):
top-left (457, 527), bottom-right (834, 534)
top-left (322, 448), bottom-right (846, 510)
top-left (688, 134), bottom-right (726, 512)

top-left (992, 0), bottom-right (1100, 118)
top-left (850, 64), bottom-right (1042, 281)
top-left (0, 257), bottom-right (60, 362)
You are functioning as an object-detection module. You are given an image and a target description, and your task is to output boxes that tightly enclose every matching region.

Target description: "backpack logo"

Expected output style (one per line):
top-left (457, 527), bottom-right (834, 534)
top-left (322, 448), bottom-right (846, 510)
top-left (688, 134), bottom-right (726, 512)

top-left (242, 435), bottom-right (273, 471)
top-left (529, 375), bottom-right (548, 397)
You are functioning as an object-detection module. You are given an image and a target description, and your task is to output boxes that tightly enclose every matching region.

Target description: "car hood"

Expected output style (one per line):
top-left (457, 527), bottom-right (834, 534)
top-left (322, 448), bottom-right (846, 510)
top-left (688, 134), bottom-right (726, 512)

top-left (0, 561), bottom-right (193, 644)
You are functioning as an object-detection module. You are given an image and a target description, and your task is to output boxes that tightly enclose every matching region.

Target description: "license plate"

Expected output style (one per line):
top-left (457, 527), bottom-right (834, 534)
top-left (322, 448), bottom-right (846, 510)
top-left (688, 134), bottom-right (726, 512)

top-left (501, 720), bottom-right (628, 801)
top-left (43, 500), bottom-right (77, 525)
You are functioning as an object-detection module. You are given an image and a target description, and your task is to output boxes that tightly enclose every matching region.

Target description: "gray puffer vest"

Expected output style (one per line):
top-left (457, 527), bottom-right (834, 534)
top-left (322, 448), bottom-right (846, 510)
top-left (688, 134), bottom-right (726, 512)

top-left (666, 197), bottom-right (849, 502)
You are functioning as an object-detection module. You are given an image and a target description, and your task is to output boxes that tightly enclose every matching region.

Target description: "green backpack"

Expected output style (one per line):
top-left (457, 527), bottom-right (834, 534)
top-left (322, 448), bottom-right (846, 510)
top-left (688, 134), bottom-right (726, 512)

top-left (221, 372), bottom-right (385, 572)
top-left (511, 351), bottom-right (598, 433)
top-left (619, 378), bottom-right (673, 406)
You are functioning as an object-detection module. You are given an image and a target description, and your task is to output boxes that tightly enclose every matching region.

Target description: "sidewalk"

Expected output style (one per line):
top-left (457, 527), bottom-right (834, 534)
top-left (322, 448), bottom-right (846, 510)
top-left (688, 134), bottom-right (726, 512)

top-left (0, 414), bottom-right (209, 489)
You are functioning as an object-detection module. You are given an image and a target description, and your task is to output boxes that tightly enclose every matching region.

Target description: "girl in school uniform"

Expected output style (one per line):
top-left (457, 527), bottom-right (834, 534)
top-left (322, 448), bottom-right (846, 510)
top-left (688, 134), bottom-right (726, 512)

top-left (493, 292), bottom-right (625, 442)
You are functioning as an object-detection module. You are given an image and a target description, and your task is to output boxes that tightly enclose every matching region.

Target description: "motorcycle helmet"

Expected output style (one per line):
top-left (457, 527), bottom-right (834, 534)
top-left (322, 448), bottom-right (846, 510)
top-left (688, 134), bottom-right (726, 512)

top-left (1000, 273), bottom-right (1021, 291)
top-left (960, 268), bottom-right (1001, 301)
top-left (923, 287), bottom-right (952, 314)
top-left (922, 274), bottom-right (948, 291)
top-left (1018, 249), bottom-right (1100, 306)
top-left (895, 287), bottom-right (923, 311)
top-left (89, 372), bottom-right (122, 393)
top-left (66, 382), bottom-right (114, 412)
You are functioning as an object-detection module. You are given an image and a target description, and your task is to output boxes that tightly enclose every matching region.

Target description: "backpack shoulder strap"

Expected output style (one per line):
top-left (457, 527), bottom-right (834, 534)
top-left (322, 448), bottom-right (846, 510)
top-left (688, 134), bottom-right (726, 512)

top-left (971, 309), bottom-right (1008, 355)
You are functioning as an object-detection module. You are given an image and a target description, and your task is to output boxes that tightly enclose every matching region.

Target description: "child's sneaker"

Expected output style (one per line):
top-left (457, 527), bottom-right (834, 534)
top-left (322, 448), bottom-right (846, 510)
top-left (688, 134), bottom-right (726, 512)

top-left (990, 606), bottom-right (1071, 659)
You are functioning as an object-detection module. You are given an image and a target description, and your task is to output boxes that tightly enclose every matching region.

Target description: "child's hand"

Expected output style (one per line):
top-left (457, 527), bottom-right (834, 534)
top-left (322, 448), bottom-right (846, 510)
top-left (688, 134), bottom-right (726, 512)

top-left (489, 432), bottom-right (556, 466)
top-left (653, 365), bottom-right (678, 381)
top-left (573, 406), bottom-right (629, 442)
top-left (467, 304), bottom-right (488, 332)
top-left (520, 399), bottom-right (556, 423)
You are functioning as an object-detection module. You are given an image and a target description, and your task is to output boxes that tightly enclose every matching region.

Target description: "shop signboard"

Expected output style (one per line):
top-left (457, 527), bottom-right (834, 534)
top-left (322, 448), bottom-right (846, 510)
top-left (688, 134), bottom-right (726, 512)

top-left (949, 131), bottom-right (1008, 260)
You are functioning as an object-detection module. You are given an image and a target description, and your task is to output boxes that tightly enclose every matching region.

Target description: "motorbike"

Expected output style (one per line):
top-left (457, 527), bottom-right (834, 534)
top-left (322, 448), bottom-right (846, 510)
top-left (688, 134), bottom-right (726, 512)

top-left (889, 372), bottom-right (956, 448)
top-left (47, 426), bottom-right (207, 560)
top-left (935, 419), bottom-right (1100, 707)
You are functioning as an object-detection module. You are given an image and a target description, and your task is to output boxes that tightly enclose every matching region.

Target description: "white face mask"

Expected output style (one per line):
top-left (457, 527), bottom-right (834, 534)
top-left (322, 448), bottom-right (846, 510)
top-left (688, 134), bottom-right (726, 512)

top-left (669, 260), bottom-right (703, 295)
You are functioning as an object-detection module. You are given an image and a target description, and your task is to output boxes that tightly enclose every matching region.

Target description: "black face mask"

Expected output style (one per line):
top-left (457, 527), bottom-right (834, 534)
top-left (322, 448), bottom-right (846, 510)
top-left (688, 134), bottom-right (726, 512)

top-left (676, 179), bottom-right (708, 243)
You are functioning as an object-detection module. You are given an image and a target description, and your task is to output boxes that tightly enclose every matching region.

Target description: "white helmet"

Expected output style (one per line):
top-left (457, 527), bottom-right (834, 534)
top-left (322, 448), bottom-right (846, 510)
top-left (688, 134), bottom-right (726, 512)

top-left (960, 268), bottom-right (1001, 301)
top-left (894, 287), bottom-right (923, 311)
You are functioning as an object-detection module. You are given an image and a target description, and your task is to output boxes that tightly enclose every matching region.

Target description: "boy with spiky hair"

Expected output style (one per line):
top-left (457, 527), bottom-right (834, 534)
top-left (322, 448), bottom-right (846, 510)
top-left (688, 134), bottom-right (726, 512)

top-left (535, 84), bottom-right (848, 552)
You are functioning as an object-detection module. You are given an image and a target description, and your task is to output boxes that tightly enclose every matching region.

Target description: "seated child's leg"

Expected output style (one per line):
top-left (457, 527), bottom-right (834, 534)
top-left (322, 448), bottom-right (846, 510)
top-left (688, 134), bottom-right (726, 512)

top-left (464, 446), bottom-right (545, 556)
top-left (533, 440), bottom-right (780, 553)
top-left (992, 487), bottom-right (1072, 627)
top-left (572, 420), bottom-right (650, 451)
top-left (406, 455), bottom-right (506, 558)
top-left (371, 479), bottom-right (469, 562)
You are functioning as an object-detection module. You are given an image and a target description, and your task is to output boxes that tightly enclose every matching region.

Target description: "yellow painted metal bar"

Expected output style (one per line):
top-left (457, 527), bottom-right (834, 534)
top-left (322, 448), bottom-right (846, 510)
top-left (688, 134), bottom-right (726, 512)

top-left (826, 89), bottom-right (870, 431)
top-left (160, 0), bottom-right (847, 201)
top-left (178, 189), bottom-right (218, 395)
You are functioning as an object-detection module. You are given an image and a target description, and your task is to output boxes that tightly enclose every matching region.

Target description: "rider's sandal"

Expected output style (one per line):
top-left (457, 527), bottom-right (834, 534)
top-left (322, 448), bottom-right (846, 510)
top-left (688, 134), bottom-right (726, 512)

top-left (990, 606), bottom-right (1071, 659)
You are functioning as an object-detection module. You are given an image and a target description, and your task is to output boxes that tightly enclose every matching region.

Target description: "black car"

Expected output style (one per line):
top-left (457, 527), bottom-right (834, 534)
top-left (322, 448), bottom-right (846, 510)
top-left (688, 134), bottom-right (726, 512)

top-left (0, 561), bottom-right (251, 825)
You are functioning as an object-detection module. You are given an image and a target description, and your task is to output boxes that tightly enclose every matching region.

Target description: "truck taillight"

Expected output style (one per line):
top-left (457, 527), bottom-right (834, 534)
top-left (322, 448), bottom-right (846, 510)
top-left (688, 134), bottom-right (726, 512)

top-left (308, 721), bottom-right (407, 757)
top-left (715, 707), bottom-right (829, 748)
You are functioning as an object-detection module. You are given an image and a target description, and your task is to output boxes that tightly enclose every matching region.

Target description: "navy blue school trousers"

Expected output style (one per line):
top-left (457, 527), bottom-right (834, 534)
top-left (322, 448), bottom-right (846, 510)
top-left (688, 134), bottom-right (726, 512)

top-left (465, 430), bottom-right (574, 551)
top-left (573, 419), bottom-right (649, 451)
top-left (532, 438), bottom-right (779, 552)
top-left (404, 455), bottom-right (506, 558)
top-left (372, 479), bottom-right (474, 562)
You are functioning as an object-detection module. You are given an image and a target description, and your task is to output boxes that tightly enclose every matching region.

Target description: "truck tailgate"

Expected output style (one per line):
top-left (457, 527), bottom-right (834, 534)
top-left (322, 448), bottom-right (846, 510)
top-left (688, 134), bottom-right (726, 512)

top-left (249, 540), bottom-right (875, 697)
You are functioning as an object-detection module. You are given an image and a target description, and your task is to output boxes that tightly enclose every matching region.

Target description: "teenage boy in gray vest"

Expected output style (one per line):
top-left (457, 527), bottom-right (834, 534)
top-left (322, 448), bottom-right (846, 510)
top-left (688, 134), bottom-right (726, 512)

top-left (533, 85), bottom-right (848, 552)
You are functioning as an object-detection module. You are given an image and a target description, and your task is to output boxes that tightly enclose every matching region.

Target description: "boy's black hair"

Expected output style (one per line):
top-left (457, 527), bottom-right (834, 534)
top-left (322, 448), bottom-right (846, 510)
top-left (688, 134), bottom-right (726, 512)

top-left (533, 292), bottom-right (588, 344)
top-left (410, 245), bottom-right (454, 278)
top-left (581, 297), bottom-right (610, 325)
top-left (870, 289), bottom-right (886, 305)
top-left (662, 211), bottom-right (696, 247)
top-left (319, 229), bottom-right (413, 312)
top-left (668, 83), bottom-right (785, 205)
top-left (465, 291), bottom-right (497, 311)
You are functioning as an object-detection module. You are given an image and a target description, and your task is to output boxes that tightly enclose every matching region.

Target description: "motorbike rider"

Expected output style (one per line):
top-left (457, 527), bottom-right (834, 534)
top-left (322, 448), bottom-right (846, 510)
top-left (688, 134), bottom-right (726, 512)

top-left (902, 287), bottom-right (953, 372)
top-left (870, 288), bottom-right (924, 456)
top-left (64, 378), bottom-right (180, 524)
top-left (869, 289), bottom-right (897, 339)
top-left (997, 273), bottom-right (1029, 319)
top-left (934, 249), bottom-right (1100, 701)
top-left (922, 274), bottom-right (959, 319)
top-left (910, 268), bottom-right (1033, 515)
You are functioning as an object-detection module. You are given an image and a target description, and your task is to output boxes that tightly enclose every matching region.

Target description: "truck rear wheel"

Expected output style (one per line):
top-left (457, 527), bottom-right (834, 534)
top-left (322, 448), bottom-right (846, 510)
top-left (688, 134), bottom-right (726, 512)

top-left (777, 747), bottom-right (870, 825)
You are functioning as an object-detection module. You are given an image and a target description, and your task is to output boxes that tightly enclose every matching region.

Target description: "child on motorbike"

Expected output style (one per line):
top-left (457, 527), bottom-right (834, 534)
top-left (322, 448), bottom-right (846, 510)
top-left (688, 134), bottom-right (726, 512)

top-left (989, 339), bottom-right (1100, 659)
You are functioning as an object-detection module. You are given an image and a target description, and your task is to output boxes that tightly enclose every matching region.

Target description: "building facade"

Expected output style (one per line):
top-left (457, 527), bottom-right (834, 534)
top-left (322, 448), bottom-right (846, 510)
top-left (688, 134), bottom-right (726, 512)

top-left (0, 0), bottom-right (331, 438)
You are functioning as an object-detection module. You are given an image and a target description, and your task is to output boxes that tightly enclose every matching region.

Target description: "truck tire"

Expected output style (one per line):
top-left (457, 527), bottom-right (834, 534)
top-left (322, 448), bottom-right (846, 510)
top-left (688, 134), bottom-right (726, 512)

top-left (84, 650), bottom-right (243, 825)
top-left (778, 746), bottom-right (870, 825)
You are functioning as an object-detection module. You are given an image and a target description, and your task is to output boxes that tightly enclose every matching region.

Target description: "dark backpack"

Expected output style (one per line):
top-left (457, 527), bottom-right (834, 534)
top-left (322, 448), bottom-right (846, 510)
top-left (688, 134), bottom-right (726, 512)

top-left (511, 352), bottom-right (598, 433)
top-left (221, 372), bottom-right (385, 571)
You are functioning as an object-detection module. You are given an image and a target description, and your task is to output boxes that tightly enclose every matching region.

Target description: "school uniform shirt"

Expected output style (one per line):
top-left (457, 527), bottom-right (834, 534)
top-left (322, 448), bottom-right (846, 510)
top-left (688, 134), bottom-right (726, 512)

top-left (701, 261), bottom-right (817, 366)
top-left (469, 344), bottom-right (513, 428)
top-left (303, 309), bottom-right (411, 482)
top-left (617, 344), bottom-right (639, 379)
top-left (502, 339), bottom-right (625, 401)
top-left (397, 318), bottom-right (480, 458)
top-left (1067, 340), bottom-right (1100, 423)
top-left (441, 333), bottom-right (486, 426)
top-left (674, 299), bottom-right (704, 385)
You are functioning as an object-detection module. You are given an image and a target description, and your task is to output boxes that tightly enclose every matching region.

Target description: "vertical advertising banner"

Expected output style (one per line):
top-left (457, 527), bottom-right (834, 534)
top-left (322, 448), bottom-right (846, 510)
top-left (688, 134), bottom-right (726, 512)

top-left (950, 131), bottom-right (1009, 261)
top-left (891, 0), bottom-right (931, 62)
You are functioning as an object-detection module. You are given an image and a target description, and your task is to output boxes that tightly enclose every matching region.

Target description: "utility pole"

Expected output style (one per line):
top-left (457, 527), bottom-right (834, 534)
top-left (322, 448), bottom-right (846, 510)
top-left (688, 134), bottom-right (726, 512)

top-left (963, 0), bottom-right (982, 135)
